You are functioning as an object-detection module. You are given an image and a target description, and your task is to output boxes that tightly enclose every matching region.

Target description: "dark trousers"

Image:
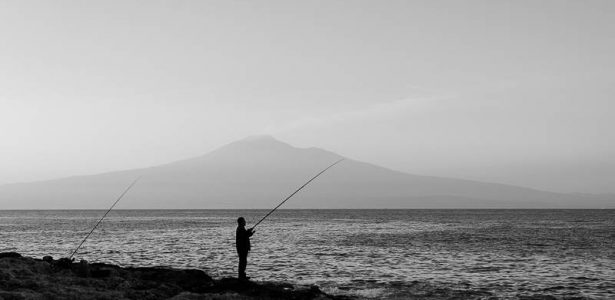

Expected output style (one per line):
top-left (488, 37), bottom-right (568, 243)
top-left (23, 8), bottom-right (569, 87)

top-left (237, 249), bottom-right (248, 278)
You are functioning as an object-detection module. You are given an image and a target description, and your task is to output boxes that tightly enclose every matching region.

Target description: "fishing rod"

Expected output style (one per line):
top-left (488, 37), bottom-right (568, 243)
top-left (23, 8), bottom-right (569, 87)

top-left (69, 176), bottom-right (141, 260)
top-left (252, 159), bottom-right (344, 229)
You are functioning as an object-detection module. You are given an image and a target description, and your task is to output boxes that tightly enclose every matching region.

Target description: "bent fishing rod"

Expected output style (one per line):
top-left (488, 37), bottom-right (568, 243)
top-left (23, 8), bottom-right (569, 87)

top-left (252, 159), bottom-right (344, 229)
top-left (69, 176), bottom-right (141, 260)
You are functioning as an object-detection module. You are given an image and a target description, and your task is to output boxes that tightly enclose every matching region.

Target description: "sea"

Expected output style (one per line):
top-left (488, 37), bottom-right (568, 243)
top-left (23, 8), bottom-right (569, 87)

top-left (0, 209), bottom-right (613, 299)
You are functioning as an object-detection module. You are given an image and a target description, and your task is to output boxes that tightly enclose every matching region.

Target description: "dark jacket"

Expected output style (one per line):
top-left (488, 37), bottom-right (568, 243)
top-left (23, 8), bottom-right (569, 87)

top-left (236, 226), bottom-right (253, 253)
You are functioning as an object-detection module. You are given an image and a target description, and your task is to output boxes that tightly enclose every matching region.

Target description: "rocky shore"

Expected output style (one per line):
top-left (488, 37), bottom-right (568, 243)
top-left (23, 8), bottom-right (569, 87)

top-left (0, 253), bottom-right (352, 300)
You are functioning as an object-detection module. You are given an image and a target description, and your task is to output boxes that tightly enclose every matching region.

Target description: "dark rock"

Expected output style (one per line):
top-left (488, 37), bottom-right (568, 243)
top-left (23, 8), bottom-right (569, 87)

top-left (0, 253), bottom-right (351, 299)
top-left (0, 252), bottom-right (22, 259)
top-left (212, 277), bottom-right (351, 299)
top-left (0, 291), bottom-right (27, 300)
top-left (42, 255), bottom-right (53, 263)
top-left (74, 259), bottom-right (91, 277)
top-left (127, 267), bottom-right (213, 292)
top-left (90, 268), bottom-right (112, 278)
top-left (90, 263), bottom-right (122, 279)
top-left (54, 257), bottom-right (74, 269)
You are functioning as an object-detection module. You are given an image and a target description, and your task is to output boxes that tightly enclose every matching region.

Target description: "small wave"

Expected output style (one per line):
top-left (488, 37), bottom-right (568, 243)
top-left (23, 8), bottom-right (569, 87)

top-left (569, 276), bottom-right (600, 281)
top-left (541, 285), bottom-right (579, 291)
top-left (466, 266), bottom-right (501, 273)
top-left (525, 243), bottom-right (550, 247)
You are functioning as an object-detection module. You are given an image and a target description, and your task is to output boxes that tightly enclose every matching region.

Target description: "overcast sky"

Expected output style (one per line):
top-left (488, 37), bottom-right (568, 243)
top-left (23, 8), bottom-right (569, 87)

top-left (1, 0), bottom-right (613, 193)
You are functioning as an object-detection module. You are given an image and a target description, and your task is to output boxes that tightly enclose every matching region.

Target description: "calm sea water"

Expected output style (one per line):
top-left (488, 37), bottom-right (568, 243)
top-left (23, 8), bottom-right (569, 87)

top-left (0, 209), bottom-right (613, 299)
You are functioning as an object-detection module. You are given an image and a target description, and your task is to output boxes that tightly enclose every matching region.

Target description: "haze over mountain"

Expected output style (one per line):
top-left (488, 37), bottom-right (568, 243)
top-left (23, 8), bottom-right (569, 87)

top-left (2, 2), bottom-right (614, 195)
top-left (0, 136), bottom-right (612, 209)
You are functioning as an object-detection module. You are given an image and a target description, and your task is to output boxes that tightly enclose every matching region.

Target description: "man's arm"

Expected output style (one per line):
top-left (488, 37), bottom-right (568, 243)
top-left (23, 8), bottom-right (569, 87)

top-left (247, 227), bottom-right (255, 237)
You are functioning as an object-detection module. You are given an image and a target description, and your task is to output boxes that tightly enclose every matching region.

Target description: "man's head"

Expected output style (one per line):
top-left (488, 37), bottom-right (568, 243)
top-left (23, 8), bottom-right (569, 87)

top-left (237, 217), bottom-right (246, 227)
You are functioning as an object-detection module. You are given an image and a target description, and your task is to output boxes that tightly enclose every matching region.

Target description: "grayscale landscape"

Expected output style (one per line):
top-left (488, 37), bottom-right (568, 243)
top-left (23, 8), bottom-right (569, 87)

top-left (1, 1), bottom-right (614, 299)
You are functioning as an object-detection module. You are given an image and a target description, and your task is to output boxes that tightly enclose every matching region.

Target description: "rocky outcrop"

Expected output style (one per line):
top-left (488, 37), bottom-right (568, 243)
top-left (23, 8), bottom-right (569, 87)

top-left (0, 253), bottom-right (351, 300)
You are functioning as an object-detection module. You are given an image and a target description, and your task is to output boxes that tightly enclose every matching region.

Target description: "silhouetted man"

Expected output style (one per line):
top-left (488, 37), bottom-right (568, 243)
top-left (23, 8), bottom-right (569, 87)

top-left (236, 217), bottom-right (255, 280)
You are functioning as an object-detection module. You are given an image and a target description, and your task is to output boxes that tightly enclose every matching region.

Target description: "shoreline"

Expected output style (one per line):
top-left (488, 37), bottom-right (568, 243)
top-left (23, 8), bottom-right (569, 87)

top-left (0, 252), bottom-right (352, 300)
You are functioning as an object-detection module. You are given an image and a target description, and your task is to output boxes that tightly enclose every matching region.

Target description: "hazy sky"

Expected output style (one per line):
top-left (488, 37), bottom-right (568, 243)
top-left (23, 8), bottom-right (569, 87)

top-left (1, 1), bottom-right (614, 193)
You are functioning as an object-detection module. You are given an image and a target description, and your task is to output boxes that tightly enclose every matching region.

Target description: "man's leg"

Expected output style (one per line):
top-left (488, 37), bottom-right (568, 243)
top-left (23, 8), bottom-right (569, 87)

top-left (238, 251), bottom-right (247, 279)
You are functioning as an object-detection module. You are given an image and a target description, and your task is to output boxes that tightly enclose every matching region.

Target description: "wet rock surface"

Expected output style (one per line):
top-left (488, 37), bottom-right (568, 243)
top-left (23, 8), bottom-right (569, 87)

top-left (0, 253), bottom-right (351, 300)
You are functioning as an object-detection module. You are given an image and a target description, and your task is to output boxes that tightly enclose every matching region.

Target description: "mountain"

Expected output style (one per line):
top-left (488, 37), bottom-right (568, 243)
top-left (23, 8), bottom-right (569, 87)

top-left (0, 135), bottom-right (612, 209)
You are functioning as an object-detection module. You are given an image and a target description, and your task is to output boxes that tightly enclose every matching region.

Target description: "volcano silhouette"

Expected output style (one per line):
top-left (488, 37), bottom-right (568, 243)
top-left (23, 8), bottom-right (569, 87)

top-left (0, 135), bottom-right (612, 209)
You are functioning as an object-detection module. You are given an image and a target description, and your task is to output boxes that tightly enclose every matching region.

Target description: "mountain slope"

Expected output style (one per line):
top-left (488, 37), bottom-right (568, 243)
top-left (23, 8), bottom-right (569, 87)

top-left (0, 136), bottom-right (612, 209)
